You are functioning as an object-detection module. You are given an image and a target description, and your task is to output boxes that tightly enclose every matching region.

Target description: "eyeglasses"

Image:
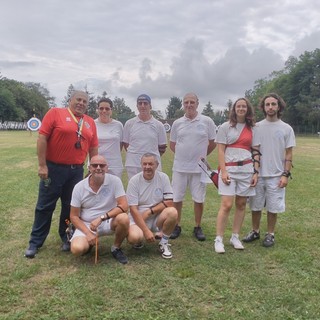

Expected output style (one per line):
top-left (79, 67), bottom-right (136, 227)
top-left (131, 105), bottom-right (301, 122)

top-left (90, 163), bottom-right (107, 168)
top-left (265, 102), bottom-right (278, 106)
top-left (98, 107), bottom-right (111, 111)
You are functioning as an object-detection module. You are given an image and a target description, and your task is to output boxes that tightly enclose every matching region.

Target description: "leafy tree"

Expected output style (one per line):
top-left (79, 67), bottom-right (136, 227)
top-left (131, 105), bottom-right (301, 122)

top-left (166, 96), bottom-right (182, 119)
top-left (24, 82), bottom-right (55, 118)
top-left (0, 87), bottom-right (21, 121)
top-left (202, 101), bottom-right (214, 119)
top-left (101, 91), bottom-right (108, 98)
top-left (175, 108), bottom-right (184, 119)
top-left (246, 48), bottom-right (320, 133)
top-left (83, 86), bottom-right (97, 119)
top-left (151, 109), bottom-right (164, 120)
top-left (62, 84), bottom-right (75, 107)
top-left (112, 97), bottom-right (135, 124)
top-left (212, 109), bottom-right (228, 125)
top-left (95, 91), bottom-right (109, 103)
top-left (0, 77), bottom-right (50, 121)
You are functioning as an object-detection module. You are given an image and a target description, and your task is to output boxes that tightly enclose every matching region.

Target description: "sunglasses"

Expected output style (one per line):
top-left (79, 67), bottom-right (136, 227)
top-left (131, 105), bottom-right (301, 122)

top-left (90, 163), bottom-right (107, 168)
top-left (98, 107), bottom-right (111, 111)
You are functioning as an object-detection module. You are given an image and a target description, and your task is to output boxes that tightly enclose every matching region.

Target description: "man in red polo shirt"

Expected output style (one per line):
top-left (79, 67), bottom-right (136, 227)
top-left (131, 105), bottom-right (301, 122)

top-left (25, 90), bottom-right (98, 258)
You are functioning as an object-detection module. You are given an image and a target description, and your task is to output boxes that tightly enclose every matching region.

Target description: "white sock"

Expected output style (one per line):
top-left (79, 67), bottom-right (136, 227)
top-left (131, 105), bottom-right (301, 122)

top-left (111, 245), bottom-right (119, 252)
top-left (160, 234), bottom-right (170, 245)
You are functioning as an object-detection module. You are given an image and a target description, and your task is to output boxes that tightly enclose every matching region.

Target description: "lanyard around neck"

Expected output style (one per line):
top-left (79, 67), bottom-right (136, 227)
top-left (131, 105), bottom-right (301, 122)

top-left (68, 108), bottom-right (84, 138)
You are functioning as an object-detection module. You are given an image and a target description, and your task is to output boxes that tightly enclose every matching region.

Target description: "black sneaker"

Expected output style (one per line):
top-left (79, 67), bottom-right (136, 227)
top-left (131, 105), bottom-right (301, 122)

top-left (24, 247), bottom-right (38, 259)
top-left (193, 226), bottom-right (206, 241)
top-left (61, 241), bottom-right (71, 252)
top-left (243, 230), bottom-right (260, 243)
top-left (112, 248), bottom-right (128, 264)
top-left (170, 225), bottom-right (181, 239)
top-left (263, 233), bottom-right (275, 247)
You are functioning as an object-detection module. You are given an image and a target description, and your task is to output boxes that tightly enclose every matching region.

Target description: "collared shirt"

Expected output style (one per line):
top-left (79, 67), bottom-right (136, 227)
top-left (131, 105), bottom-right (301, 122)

top-left (170, 114), bottom-right (216, 173)
top-left (127, 171), bottom-right (173, 214)
top-left (40, 108), bottom-right (98, 164)
top-left (70, 174), bottom-right (125, 223)
top-left (123, 116), bottom-right (167, 168)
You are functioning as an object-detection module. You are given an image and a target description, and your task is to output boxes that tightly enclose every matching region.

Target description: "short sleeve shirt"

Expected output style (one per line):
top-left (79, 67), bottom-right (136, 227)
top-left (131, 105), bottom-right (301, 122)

top-left (255, 119), bottom-right (296, 177)
top-left (40, 108), bottom-right (98, 164)
top-left (71, 174), bottom-right (125, 223)
top-left (126, 171), bottom-right (173, 213)
top-left (216, 122), bottom-right (259, 173)
top-left (94, 119), bottom-right (123, 169)
top-left (123, 116), bottom-right (167, 168)
top-left (170, 114), bottom-right (216, 173)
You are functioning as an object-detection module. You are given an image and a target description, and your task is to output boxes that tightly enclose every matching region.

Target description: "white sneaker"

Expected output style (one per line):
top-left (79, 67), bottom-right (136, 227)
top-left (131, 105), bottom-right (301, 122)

top-left (159, 243), bottom-right (172, 259)
top-left (214, 237), bottom-right (225, 253)
top-left (230, 235), bottom-right (244, 250)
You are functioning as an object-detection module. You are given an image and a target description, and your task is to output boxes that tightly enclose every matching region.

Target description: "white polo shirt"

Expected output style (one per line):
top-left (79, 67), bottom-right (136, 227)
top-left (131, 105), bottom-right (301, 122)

top-left (170, 114), bottom-right (216, 173)
top-left (123, 116), bottom-right (167, 169)
top-left (71, 174), bottom-right (126, 223)
top-left (126, 171), bottom-right (173, 214)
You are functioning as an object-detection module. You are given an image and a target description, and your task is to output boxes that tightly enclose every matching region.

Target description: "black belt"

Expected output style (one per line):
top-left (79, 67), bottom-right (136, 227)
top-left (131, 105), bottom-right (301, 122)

top-left (47, 160), bottom-right (84, 169)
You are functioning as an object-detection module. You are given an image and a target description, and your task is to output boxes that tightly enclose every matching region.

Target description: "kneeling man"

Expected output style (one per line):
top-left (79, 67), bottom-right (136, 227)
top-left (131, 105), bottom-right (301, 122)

top-left (70, 155), bottom-right (129, 264)
top-left (127, 153), bottom-right (178, 259)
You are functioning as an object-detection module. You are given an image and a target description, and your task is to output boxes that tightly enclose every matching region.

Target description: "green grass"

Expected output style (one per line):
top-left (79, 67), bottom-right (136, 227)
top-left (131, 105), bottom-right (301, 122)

top-left (0, 131), bottom-right (319, 319)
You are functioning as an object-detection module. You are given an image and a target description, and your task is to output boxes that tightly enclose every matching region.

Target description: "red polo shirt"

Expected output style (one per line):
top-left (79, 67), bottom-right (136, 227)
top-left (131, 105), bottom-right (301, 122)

top-left (39, 108), bottom-right (98, 165)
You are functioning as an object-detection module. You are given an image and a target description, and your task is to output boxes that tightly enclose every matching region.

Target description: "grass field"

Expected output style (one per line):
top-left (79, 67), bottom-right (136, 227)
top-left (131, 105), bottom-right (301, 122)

top-left (0, 131), bottom-right (319, 319)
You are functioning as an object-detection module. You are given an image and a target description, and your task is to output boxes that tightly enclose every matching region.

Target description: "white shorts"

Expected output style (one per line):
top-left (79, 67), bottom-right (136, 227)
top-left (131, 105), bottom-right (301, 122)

top-left (218, 172), bottom-right (256, 197)
top-left (71, 220), bottom-right (114, 240)
top-left (249, 176), bottom-right (285, 213)
top-left (172, 171), bottom-right (206, 203)
top-left (129, 214), bottom-right (160, 232)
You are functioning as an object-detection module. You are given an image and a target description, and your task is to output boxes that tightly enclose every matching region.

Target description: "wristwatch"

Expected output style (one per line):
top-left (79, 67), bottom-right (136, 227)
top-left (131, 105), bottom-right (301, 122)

top-left (100, 213), bottom-right (110, 221)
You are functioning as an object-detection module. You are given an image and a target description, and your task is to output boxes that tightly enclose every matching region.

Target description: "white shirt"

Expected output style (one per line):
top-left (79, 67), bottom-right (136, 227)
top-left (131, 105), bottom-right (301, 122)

top-left (255, 119), bottom-right (296, 177)
top-left (123, 116), bottom-right (167, 169)
top-left (170, 114), bottom-right (216, 173)
top-left (126, 171), bottom-right (173, 214)
top-left (216, 122), bottom-right (259, 173)
top-left (71, 174), bottom-right (125, 223)
top-left (94, 119), bottom-right (123, 171)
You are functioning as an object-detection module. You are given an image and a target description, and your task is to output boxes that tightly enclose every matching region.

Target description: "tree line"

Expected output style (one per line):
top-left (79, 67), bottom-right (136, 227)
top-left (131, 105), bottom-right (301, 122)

top-left (1, 48), bottom-right (320, 133)
top-left (245, 49), bottom-right (320, 134)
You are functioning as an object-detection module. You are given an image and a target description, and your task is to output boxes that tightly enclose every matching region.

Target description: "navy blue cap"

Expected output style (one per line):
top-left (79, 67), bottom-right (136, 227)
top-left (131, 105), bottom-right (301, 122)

top-left (137, 94), bottom-right (151, 104)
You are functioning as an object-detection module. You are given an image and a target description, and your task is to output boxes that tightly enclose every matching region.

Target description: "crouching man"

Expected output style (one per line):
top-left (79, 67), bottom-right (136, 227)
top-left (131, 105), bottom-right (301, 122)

top-left (126, 153), bottom-right (178, 259)
top-left (70, 155), bottom-right (129, 264)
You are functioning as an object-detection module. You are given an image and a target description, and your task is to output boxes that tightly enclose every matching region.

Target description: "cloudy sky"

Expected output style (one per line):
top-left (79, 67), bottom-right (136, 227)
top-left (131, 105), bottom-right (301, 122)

top-left (1, 0), bottom-right (320, 115)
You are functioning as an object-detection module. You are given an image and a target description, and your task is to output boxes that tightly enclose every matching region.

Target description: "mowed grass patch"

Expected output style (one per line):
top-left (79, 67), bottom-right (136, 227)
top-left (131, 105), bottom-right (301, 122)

top-left (0, 131), bottom-right (319, 319)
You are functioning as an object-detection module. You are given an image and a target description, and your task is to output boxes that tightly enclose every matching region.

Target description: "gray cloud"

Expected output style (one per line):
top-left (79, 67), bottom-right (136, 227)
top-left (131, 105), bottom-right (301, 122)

top-left (119, 39), bottom-right (284, 108)
top-left (0, 61), bottom-right (35, 68)
top-left (0, 0), bottom-right (320, 112)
